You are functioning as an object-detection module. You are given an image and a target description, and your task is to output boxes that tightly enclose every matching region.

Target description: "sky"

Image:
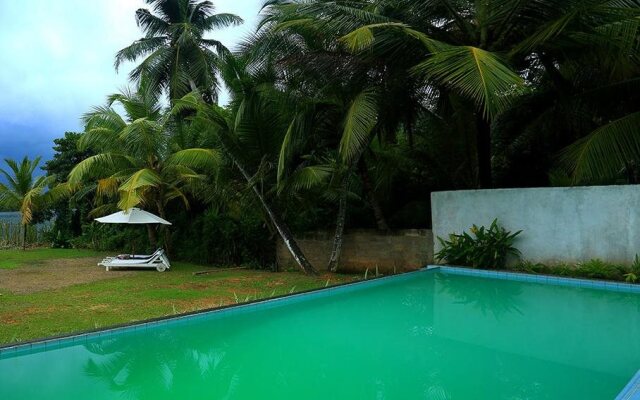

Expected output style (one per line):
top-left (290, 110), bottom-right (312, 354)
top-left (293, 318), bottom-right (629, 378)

top-left (0, 0), bottom-right (264, 166)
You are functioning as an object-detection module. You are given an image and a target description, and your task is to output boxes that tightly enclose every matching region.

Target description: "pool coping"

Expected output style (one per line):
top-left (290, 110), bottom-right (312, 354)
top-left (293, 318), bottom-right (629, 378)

top-left (616, 370), bottom-right (640, 400)
top-left (0, 268), bottom-right (429, 356)
top-left (429, 265), bottom-right (640, 293)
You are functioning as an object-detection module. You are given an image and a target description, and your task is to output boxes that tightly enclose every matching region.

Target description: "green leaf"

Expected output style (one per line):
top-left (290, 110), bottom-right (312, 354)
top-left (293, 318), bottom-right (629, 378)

top-left (340, 89), bottom-right (379, 163)
top-left (118, 168), bottom-right (162, 210)
top-left (559, 111), bottom-right (640, 182)
top-left (413, 46), bottom-right (524, 119)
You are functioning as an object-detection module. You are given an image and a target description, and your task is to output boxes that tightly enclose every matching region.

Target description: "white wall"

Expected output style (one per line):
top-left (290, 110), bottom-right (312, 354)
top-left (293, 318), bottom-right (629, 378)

top-left (431, 185), bottom-right (640, 264)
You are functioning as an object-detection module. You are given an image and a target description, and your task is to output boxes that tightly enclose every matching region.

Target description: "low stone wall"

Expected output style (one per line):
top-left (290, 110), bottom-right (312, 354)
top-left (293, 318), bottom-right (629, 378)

top-left (276, 229), bottom-right (433, 273)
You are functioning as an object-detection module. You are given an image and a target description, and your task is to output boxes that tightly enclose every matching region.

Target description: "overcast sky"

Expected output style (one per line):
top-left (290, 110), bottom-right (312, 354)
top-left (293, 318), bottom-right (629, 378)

top-left (0, 0), bottom-right (263, 165)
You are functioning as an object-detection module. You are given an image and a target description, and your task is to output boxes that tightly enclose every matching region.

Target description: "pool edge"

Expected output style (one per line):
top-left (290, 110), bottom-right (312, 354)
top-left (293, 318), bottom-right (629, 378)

top-left (616, 370), bottom-right (640, 400)
top-left (432, 265), bottom-right (640, 294)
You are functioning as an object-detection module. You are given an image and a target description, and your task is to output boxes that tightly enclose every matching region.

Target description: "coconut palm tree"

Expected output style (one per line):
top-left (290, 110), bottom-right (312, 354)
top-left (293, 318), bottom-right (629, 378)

top-left (255, 0), bottom-right (640, 187)
top-left (115, 0), bottom-right (243, 103)
top-left (166, 51), bottom-right (321, 274)
top-left (170, 93), bottom-right (319, 275)
top-left (67, 87), bottom-right (207, 247)
top-left (0, 157), bottom-right (55, 249)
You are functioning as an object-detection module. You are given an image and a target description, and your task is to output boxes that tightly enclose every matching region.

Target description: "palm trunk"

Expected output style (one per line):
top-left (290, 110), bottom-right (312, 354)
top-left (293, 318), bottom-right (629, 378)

top-left (196, 86), bottom-right (314, 273)
top-left (156, 201), bottom-right (172, 256)
top-left (21, 223), bottom-right (26, 250)
top-left (476, 116), bottom-right (493, 188)
top-left (147, 224), bottom-right (158, 250)
top-left (230, 151), bottom-right (318, 275)
top-left (358, 159), bottom-right (389, 231)
top-left (327, 180), bottom-right (348, 272)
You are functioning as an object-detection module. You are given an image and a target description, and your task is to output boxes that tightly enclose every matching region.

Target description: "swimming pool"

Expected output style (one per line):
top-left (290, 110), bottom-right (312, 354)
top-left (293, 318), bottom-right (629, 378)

top-left (1, 267), bottom-right (639, 399)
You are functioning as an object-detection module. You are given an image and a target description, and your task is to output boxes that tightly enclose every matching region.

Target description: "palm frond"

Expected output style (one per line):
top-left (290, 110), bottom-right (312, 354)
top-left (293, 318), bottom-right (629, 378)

top-left (118, 168), bottom-right (162, 210)
top-left (340, 89), bottom-right (379, 162)
top-left (115, 36), bottom-right (167, 71)
top-left (280, 164), bottom-right (333, 194)
top-left (68, 154), bottom-right (136, 185)
top-left (559, 111), bottom-right (640, 182)
top-left (168, 148), bottom-right (222, 170)
top-left (413, 46), bottom-right (525, 119)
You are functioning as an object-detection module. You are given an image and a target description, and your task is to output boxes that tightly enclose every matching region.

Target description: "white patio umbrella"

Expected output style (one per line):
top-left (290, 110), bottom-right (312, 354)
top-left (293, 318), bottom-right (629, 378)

top-left (95, 208), bottom-right (171, 255)
top-left (95, 208), bottom-right (172, 225)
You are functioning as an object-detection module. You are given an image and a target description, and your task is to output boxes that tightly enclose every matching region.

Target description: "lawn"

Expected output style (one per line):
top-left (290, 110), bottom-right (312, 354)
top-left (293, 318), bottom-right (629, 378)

top-left (0, 248), bottom-right (105, 269)
top-left (0, 249), bottom-right (358, 345)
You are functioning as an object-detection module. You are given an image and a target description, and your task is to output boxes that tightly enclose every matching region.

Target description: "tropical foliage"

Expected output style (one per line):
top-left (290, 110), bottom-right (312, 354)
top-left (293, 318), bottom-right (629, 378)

top-left (116, 0), bottom-right (243, 102)
top-left (0, 157), bottom-right (56, 248)
top-left (23, 0), bottom-right (640, 271)
top-left (436, 219), bottom-right (522, 269)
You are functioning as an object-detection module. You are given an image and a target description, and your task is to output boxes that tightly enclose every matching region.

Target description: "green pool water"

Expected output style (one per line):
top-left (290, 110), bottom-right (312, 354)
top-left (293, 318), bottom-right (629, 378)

top-left (1, 270), bottom-right (639, 399)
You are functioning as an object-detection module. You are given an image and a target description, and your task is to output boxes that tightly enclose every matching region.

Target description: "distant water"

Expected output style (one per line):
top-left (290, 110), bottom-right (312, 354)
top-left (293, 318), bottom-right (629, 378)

top-left (0, 212), bottom-right (20, 223)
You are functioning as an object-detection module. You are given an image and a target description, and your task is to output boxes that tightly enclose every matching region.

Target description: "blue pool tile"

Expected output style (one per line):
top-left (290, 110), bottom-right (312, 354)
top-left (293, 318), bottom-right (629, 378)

top-left (616, 370), bottom-right (640, 400)
top-left (432, 265), bottom-right (640, 294)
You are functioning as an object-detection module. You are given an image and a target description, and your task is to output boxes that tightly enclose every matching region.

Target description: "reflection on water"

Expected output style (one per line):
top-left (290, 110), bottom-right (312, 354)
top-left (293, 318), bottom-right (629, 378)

top-left (436, 273), bottom-right (524, 318)
top-left (1, 271), bottom-right (639, 400)
top-left (84, 331), bottom-right (240, 399)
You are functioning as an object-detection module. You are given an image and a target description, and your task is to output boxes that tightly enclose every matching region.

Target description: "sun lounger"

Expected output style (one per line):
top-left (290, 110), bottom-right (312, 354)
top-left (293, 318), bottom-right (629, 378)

top-left (99, 249), bottom-right (171, 272)
top-left (100, 249), bottom-right (163, 263)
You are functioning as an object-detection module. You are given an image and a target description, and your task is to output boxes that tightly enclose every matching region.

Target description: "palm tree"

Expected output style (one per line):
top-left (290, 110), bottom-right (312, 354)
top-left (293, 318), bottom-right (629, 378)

top-left (115, 0), bottom-right (243, 103)
top-left (171, 93), bottom-right (319, 275)
top-left (166, 51), bottom-right (320, 274)
top-left (256, 0), bottom-right (639, 188)
top-left (275, 89), bottom-right (382, 271)
top-left (68, 87), bottom-right (205, 248)
top-left (0, 157), bottom-right (55, 249)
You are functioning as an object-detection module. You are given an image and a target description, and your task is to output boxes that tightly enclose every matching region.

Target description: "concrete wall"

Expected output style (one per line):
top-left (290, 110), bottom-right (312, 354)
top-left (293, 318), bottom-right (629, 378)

top-left (276, 229), bottom-right (433, 273)
top-left (431, 185), bottom-right (640, 264)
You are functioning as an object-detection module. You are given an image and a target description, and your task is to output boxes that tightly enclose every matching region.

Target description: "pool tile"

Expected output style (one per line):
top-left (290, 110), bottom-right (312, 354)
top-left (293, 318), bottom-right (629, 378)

top-left (432, 265), bottom-right (640, 294)
top-left (616, 370), bottom-right (640, 400)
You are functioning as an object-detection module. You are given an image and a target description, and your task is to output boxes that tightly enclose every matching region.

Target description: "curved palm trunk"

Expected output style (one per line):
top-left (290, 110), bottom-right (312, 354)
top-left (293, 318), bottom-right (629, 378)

top-left (358, 159), bottom-right (389, 231)
top-left (230, 152), bottom-right (318, 275)
top-left (194, 89), bottom-right (315, 274)
top-left (327, 180), bottom-right (348, 272)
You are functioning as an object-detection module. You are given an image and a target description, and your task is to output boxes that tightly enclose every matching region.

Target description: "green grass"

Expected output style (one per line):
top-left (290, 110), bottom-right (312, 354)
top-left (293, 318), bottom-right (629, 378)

top-left (0, 248), bottom-right (105, 269)
top-left (0, 254), bottom-right (358, 345)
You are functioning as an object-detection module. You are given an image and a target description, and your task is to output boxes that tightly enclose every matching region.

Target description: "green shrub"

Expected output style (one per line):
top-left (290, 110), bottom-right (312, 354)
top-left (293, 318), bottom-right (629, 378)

top-left (578, 259), bottom-right (627, 281)
top-left (171, 209), bottom-right (274, 268)
top-left (71, 223), bottom-right (148, 253)
top-left (512, 257), bottom-right (640, 284)
top-left (436, 219), bottom-right (522, 269)
top-left (624, 255), bottom-right (640, 283)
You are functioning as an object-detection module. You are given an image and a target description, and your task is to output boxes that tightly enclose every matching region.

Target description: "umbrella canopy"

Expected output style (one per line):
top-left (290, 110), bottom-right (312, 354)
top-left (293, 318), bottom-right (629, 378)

top-left (95, 208), bottom-right (172, 225)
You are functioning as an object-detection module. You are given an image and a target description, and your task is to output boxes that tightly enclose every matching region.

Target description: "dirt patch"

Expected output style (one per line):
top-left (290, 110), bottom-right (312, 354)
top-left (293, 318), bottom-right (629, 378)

top-left (0, 257), bottom-right (137, 294)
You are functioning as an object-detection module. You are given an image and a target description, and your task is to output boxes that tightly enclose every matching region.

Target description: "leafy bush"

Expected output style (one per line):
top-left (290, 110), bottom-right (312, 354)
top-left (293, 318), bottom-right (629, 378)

top-left (171, 209), bottom-right (274, 268)
top-left (436, 219), bottom-right (522, 269)
top-left (624, 255), bottom-right (640, 283)
top-left (578, 259), bottom-right (627, 281)
top-left (71, 223), bottom-right (149, 253)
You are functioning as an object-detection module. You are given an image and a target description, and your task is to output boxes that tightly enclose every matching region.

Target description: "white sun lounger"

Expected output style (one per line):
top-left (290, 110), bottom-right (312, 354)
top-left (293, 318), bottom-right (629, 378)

top-left (99, 249), bottom-right (171, 272)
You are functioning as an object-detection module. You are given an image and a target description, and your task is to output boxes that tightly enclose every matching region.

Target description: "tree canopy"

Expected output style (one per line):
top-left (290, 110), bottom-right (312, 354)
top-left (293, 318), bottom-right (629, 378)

top-left (34, 0), bottom-right (640, 269)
